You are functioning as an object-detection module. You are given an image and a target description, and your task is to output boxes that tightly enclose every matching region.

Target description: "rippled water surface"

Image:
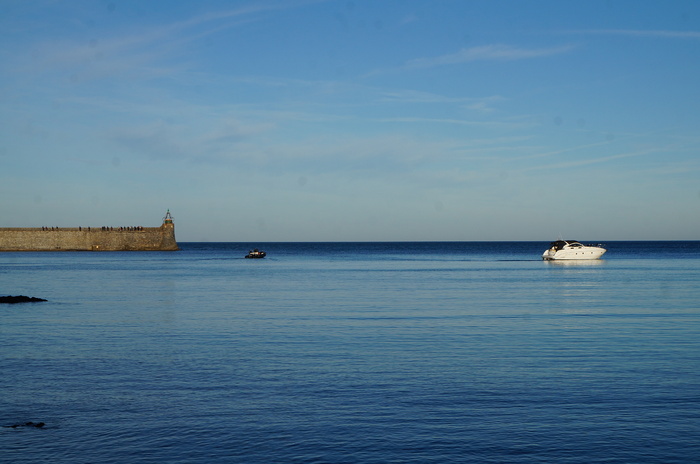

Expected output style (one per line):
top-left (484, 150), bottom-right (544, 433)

top-left (2, 242), bottom-right (700, 463)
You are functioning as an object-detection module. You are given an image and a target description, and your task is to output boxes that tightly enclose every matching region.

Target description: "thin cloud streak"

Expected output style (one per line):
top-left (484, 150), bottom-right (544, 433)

top-left (404, 44), bottom-right (575, 69)
top-left (568, 29), bottom-right (700, 39)
top-left (524, 147), bottom-right (661, 171)
top-left (366, 44), bottom-right (574, 76)
top-left (376, 117), bottom-right (533, 129)
top-left (514, 139), bottom-right (617, 162)
top-left (16, 2), bottom-right (310, 83)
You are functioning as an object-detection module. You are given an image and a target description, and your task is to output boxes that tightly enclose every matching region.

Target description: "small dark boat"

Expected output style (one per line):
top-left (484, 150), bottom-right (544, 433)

top-left (245, 248), bottom-right (266, 259)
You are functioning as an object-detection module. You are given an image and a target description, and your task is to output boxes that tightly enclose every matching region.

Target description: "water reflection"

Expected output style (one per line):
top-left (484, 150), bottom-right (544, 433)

top-left (543, 260), bottom-right (607, 313)
top-left (546, 259), bottom-right (605, 267)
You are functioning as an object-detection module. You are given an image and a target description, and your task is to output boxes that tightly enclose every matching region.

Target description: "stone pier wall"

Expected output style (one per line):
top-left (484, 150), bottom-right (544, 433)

top-left (0, 224), bottom-right (178, 251)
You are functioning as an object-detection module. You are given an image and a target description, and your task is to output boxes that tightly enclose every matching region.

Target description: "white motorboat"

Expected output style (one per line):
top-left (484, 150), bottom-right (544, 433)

top-left (542, 240), bottom-right (606, 260)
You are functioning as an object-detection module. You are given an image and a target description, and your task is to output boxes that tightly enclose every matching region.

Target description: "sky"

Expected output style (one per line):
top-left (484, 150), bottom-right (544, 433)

top-left (1, 0), bottom-right (699, 241)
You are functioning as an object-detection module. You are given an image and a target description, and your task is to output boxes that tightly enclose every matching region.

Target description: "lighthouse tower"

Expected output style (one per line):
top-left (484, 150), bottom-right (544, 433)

top-left (159, 209), bottom-right (178, 250)
top-left (163, 209), bottom-right (174, 225)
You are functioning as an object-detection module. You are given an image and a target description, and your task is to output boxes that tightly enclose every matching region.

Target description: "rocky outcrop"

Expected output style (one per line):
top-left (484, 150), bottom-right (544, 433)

top-left (0, 295), bottom-right (48, 304)
top-left (3, 421), bottom-right (46, 428)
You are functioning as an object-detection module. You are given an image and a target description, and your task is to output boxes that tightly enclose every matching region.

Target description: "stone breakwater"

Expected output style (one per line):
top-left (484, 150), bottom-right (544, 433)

top-left (0, 223), bottom-right (178, 251)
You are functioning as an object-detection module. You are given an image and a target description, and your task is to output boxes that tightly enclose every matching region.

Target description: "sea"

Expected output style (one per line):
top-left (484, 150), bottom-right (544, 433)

top-left (2, 241), bottom-right (699, 464)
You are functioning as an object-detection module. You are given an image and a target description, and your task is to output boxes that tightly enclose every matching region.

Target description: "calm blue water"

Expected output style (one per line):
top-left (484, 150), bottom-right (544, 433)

top-left (2, 242), bottom-right (700, 463)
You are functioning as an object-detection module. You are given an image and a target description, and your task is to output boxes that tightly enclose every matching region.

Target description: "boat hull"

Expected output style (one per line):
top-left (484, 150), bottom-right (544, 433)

top-left (542, 247), bottom-right (606, 260)
top-left (245, 251), bottom-right (266, 258)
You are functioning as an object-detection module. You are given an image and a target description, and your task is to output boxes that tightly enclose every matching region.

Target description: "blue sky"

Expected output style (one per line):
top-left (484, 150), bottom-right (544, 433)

top-left (1, 0), bottom-right (699, 241)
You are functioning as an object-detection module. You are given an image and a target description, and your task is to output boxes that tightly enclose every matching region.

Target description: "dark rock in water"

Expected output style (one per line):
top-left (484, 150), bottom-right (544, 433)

top-left (0, 295), bottom-right (48, 304)
top-left (3, 421), bottom-right (46, 428)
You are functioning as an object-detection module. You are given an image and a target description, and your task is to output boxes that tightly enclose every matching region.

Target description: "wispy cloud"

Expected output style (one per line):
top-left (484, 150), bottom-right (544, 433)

top-left (366, 44), bottom-right (574, 77)
top-left (375, 117), bottom-right (532, 130)
top-left (568, 29), bottom-right (700, 39)
top-left (16, 2), bottom-right (314, 84)
top-left (515, 139), bottom-right (617, 162)
top-left (106, 115), bottom-right (280, 165)
top-left (405, 44), bottom-right (575, 69)
top-left (524, 147), bottom-right (661, 171)
top-left (379, 89), bottom-right (505, 105)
